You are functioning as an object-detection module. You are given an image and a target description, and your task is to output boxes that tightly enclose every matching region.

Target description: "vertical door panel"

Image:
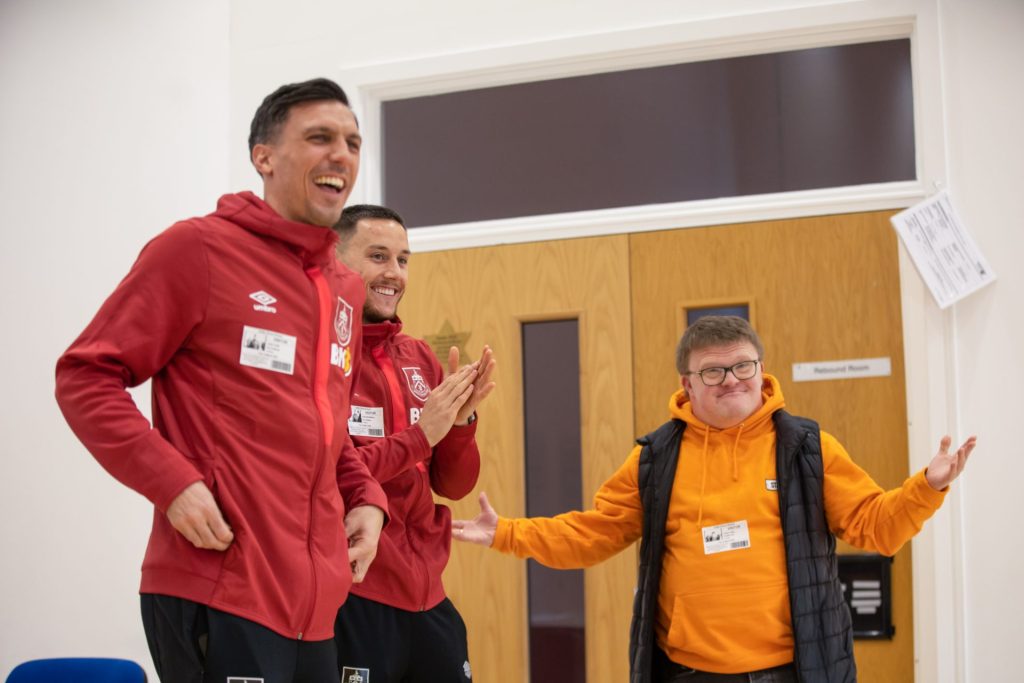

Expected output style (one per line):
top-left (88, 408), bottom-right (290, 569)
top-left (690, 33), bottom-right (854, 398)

top-left (399, 235), bottom-right (635, 683)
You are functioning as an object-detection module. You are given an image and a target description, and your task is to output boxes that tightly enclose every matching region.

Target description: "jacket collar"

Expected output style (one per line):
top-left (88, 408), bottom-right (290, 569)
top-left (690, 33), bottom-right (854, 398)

top-left (211, 191), bottom-right (339, 268)
top-left (362, 317), bottom-right (403, 349)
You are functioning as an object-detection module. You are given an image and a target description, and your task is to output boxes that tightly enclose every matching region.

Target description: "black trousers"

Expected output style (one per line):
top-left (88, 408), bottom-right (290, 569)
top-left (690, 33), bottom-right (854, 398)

top-left (335, 594), bottom-right (471, 683)
top-left (141, 594), bottom-right (337, 683)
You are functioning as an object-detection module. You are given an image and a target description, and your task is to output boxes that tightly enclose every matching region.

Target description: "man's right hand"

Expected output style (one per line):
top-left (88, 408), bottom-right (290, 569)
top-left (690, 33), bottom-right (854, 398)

top-left (166, 481), bottom-right (234, 551)
top-left (416, 360), bottom-right (479, 447)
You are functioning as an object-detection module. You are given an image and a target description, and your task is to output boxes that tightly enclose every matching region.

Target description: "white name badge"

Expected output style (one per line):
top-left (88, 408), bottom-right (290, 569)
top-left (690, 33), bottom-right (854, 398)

top-left (239, 325), bottom-right (296, 375)
top-left (702, 520), bottom-right (751, 555)
top-left (349, 405), bottom-right (385, 438)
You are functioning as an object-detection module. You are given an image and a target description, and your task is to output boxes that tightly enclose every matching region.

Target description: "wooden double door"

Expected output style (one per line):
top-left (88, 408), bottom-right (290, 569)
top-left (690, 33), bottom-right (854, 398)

top-left (398, 211), bottom-right (913, 682)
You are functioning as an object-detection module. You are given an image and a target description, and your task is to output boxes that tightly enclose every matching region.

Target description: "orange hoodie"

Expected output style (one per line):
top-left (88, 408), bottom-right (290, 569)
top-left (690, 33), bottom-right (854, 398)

top-left (493, 374), bottom-right (947, 673)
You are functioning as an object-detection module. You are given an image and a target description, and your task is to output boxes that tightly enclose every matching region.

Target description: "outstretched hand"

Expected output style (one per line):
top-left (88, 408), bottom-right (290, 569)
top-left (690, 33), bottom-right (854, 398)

top-left (925, 435), bottom-right (977, 490)
top-left (451, 491), bottom-right (499, 547)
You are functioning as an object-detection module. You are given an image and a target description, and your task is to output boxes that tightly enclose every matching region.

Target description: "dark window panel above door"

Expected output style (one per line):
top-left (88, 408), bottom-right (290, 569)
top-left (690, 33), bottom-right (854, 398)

top-left (382, 40), bottom-right (914, 227)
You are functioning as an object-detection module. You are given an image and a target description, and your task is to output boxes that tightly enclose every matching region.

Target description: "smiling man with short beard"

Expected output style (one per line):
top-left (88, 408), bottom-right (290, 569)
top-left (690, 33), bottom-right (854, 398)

top-left (332, 204), bottom-right (496, 683)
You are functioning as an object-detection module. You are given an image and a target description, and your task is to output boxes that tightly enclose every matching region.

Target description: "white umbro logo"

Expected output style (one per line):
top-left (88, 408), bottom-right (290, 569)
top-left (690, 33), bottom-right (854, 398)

top-left (249, 290), bottom-right (278, 313)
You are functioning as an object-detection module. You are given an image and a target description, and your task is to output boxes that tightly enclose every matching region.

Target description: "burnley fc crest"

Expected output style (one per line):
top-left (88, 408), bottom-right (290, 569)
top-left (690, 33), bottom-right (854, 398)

top-left (402, 367), bottom-right (431, 401)
top-left (334, 297), bottom-right (353, 346)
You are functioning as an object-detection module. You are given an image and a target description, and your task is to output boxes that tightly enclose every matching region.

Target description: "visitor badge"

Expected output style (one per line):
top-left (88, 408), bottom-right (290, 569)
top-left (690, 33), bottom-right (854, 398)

top-left (349, 405), bottom-right (385, 438)
top-left (702, 520), bottom-right (751, 555)
top-left (239, 325), bottom-right (296, 375)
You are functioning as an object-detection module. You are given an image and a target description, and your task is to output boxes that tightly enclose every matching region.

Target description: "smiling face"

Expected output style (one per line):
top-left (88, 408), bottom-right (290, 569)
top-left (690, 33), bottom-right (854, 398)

top-left (337, 217), bottom-right (410, 322)
top-left (251, 99), bottom-right (361, 227)
top-left (681, 341), bottom-right (765, 429)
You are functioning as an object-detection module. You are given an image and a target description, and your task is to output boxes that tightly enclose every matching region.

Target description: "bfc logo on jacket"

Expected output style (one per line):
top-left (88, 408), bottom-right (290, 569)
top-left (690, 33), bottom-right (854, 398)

top-left (402, 367), bottom-right (431, 401)
top-left (334, 297), bottom-right (353, 346)
top-left (330, 297), bottom-right (354, 376)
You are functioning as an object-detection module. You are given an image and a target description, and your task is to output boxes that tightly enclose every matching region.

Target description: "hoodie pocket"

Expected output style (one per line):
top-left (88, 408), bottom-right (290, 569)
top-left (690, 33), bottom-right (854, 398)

top-left (666, 581), bottom-right (792, 665)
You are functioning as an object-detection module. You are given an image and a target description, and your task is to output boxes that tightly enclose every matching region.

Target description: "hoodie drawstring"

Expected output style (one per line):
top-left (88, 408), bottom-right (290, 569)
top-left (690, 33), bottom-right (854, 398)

top-left (696, 423), bottom-right (746, 529)
top-left (731, 423), bottom-right (745, 482)
top-left (696, 427), bottom-right (711, 528)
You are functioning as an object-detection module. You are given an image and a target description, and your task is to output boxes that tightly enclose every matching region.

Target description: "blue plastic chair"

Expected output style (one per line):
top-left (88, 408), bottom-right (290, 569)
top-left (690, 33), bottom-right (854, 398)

top-left (6, 658), bottom-right (146, 683)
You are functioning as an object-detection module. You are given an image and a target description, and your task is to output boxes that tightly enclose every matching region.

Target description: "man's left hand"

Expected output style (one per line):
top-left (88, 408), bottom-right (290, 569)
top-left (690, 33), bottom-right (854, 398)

top-left (344, 504), bottom-right (385, 583)
top-left (925, 435), bottom-right (977, 490)
top-left (451, 345), bottom-right (497, 426)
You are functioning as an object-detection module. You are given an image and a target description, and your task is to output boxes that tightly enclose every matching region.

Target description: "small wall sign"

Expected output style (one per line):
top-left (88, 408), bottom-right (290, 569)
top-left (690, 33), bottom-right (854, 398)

top-left (792, 357), bottom-right (891, 383)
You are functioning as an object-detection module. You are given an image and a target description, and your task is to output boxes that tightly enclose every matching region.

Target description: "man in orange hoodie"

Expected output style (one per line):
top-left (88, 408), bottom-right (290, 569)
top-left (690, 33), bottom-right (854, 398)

top-left (453, 315), bottom-right (975, 683)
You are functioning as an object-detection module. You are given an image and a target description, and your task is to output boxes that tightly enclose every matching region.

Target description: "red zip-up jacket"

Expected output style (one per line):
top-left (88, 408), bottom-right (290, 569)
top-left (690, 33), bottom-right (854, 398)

top-left (347, 320), bottom-right (480, 611)
top-left (55, 192), bottom-right (388, 641)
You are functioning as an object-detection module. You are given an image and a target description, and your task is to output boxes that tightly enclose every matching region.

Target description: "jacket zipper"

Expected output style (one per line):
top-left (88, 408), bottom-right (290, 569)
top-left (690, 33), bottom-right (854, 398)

top-left (298, 265), bottom-right (336, 639)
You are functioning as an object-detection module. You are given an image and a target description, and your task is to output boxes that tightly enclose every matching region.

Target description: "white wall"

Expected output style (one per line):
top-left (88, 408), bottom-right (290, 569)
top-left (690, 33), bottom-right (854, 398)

top-left (897, 1), bottom-right (1024, 680)
top-left (1, 0), bottom-right (1019, 681)
top-left (937, 0), bottom-right (1024, 679)
top-left (0, 0), bottom-right (230, 680)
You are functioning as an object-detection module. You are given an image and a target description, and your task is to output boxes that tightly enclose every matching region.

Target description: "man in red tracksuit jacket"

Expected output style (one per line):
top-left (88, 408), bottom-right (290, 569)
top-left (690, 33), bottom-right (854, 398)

top-left (54, 78), bottom-right (388, 683)
top-left (332, 204), bottom-right (497, 683)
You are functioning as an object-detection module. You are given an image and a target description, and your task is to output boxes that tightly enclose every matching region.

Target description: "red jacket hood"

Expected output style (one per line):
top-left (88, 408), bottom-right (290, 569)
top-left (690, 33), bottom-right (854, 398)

top-left (212, 191), bottom-right (339, 268)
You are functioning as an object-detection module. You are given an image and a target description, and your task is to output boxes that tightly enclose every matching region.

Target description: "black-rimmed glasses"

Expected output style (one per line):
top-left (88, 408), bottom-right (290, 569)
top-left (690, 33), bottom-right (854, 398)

top-left (686, 360), bottom-right (761, 386)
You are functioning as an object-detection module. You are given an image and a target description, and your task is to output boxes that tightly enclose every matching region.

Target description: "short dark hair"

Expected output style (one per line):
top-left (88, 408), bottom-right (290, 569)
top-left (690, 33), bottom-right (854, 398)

top-left (248, 78), bottom-right (351, 154)
top-left (333, 204), bottom-right (407, 246)
top-left (675, 315), bottom-right (764, 375)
